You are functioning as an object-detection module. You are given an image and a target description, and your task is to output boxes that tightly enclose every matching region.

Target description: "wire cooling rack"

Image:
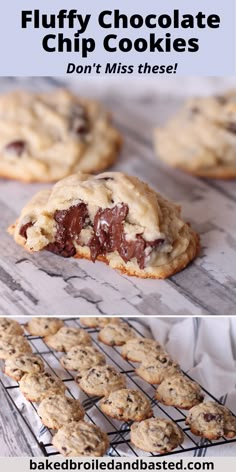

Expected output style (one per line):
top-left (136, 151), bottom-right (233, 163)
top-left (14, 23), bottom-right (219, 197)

top-left (0, 317), bottom-right (236, 457)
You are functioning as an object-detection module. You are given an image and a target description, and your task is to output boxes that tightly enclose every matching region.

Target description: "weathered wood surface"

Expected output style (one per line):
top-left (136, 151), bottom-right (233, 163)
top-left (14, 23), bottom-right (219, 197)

top-left (0, 77), bottom-right (235, 316)
top-left (0, 379), bottom-right (43, 456)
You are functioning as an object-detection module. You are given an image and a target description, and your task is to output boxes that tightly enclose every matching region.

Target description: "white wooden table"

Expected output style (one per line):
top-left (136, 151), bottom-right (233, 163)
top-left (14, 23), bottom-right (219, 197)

top-left (0, 77), bottom-right (235, 316)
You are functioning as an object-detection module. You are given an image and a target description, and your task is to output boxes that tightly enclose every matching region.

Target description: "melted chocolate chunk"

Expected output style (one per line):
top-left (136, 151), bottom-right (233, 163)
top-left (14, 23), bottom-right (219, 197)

top-left (5, 140), bottom-right (26, 156)
top-left (89, 203), bottom-right (164, 269)
top-left (20, 199), bottom-right (165, 268)
top-left (19, 222), bottom-right (33, 239)
top-left (54, 203), bottom-right (89, 241)
top-left (46, 203), bottom-right (89, 258)
top-left (94, 203), bottom-right (129, 252)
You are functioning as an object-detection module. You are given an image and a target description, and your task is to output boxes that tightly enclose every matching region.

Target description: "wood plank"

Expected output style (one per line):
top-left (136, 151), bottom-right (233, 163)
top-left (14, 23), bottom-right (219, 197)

top-left (0, 382), bottom-right (43, 457)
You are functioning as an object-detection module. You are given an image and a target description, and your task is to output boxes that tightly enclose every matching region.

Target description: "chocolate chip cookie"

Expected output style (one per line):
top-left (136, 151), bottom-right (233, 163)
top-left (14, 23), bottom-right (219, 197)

top-left (9, 171), bottom-right (199, 279)
top-left (80, 317), bottom-right (121, 328)
top-left (25, 317), bottom-right (64, 336)
top-left (44, 327), bottom-right (92, 352)
top-left (0, 335), bottom-right (32, 360)
top-left (121, 337), bottom-right (164, 363)
top-left (156, 374), bottom-right (204, 409)
top-left (155, 91), bottom-right (236, 179)
top-left (0, 89), bottom-right (121, 182)
top-left (0, 318), bottom-right (24, 336)
top-left (100, 388), bottom-right (153, 422)
top-left (136, 354), bottom-right (180, 384)
top-left (60, 345), bottom-right (106, 373)
top-left (186, 401), bottom-right (236, 439)
top-left (52, 420), bottom-right (109, 456)
top-left (38, 394), bottom-right (84, 430)
top-left (4, 354), bottom-right (44, 381)
top-left (77, 365), bottom-right (126, 397)
top-left (131, 418), bottom-right (184, 453)
top-left (19, 372), bottom-right (66, 401)
top-left (98, 322), bottom-right (137, 346)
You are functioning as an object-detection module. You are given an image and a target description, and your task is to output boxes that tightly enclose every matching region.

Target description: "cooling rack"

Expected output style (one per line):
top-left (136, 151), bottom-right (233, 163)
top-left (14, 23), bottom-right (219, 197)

top-left (0, 317), bottom-right (236, 457)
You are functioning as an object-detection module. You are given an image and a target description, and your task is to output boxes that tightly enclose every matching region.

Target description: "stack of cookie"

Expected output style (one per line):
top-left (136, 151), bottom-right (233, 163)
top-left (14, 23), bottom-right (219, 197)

top-left (0, 317), bottom-right (110, 457)
top-left (1, 316), bottom-right (236, 457)
top-left (120, 333), bottom-right (236, 451)
top-left (0, 317), bottom-right (36, 370)
top-left (87, 319), bottom-right (185, 453)
top-left (26, 318), bottom-right (110, 457)
top-left (60, 318), bottom-right (129, 398)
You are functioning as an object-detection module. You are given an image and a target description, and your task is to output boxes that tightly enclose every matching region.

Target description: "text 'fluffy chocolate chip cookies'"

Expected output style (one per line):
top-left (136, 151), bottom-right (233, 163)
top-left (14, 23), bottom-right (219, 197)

top-left (155, 90), bottom-right (236, 179)
top-left (9, 171), bottom-right (200, 279)
top-left (0, 89), bottom-right (122, 182)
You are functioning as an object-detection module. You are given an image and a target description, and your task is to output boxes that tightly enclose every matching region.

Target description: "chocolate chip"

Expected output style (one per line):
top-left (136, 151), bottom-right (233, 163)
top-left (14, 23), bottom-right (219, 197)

top-left (216, 95), bottom-right (227, 105)
top-left (191, 107), bottom-right (200, 115)
top-left (4, 140), bottom-right (26, 156)
top-left (97, 177), bottom-right (114, 182)
top-left (160, 357), bottom-right (167, 364)
top-left (204, 413), bottom-right (222, 423)
top-left (104, 400), bottom-right (112, 405)
top-left (19, 222), bottom-right (33, 239)
top-left (75, 123), bottom-right (87, 135)
top-left (226, 123), bottom-right (236, 134)
top-left (84, 446), bottom-right (92, 453)
top-left (70, 105), bottom-right (90, 139)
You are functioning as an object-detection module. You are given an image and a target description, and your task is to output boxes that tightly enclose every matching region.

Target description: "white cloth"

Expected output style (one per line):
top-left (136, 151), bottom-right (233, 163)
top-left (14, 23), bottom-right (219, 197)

top-left (145, 317), bottom-right (236, 456)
